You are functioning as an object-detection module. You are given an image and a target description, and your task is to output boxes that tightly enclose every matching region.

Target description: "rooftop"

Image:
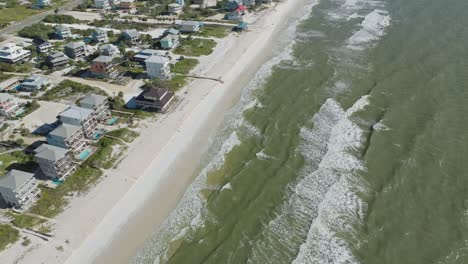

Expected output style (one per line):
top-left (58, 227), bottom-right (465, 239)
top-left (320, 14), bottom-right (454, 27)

top-left (34, 144), bottom-right (69, 161)
top-left (93, 55), bottom-right (113, 63)
top-left (123, 29), bottom-right (139, 38)
top-left (56, 25), bottom-right (70, 31)
top-left (58, 105), bottom-right (94, 121)
top-left (48, 123), bottom-right (81, 138)
top-left (79, 94), bottom-right (107, 107)
top-left (0, 170), bottom-right (34, 191)
top-left (145, 55), bottom-right (169, 64)
top-left (64, 41), bottom-right (85, 49)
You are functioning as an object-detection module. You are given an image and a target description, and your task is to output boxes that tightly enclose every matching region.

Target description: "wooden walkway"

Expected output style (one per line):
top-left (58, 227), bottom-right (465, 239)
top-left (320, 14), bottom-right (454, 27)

top-left (179, 75), bottom-right (224, 84)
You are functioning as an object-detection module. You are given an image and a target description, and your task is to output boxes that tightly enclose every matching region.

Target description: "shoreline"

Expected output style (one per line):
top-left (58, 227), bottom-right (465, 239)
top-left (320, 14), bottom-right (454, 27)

top-left (0, 0), bottom-right (311, 263)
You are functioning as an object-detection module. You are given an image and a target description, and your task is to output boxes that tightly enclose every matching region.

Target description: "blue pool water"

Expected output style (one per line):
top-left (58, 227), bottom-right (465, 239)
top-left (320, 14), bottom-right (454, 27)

top-left (52, 179), bottom-right (64, 185)
top-left (79, 149), bottom-right (92, 160)
top-left (108, 117), bottom-right (118, 125)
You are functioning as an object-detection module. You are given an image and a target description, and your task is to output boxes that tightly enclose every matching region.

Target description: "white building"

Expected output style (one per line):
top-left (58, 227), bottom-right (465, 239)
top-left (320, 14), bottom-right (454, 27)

top-left (0, 170), bottom-right (41, 210)
top-left (145, 55), bottom-right (170, 79)
top-left (20, 75), bottom-right (49, 92)
top-left (95, 0), bottom-right (111, 9)
top-left (0, 43), bottom-right (31, 64)
top-left (0, 93), bottom-right (20, 117)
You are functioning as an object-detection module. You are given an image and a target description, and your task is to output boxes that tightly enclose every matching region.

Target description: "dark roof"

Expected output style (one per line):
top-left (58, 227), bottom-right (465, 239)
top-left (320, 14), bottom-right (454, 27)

top-left (135, 88), bottom-right (174, 109)
top-left (32, 37), bottom-right (50, 46)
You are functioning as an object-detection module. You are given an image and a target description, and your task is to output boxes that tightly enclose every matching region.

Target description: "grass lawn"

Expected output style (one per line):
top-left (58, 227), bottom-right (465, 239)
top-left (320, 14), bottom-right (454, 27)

top-left (106, 128), bottom-right (139, 143)
top-left (195, 26), bottom-right (230, 38)
top-left (0, 73), bottom-right (12, 82)
top-left (0, 6), bottom-right (40, 27)
top-left (171, 58), bottom-right (199, 75)
top-left (174, 38), bottom-right (217, 57)
top-left (0, 224), bottom-right (19, 251)
top-left (85, 137), bottom-right (126, 169)
top-left (30, 166), bottom-right (103, 218)
top-left (41, 80), bottom-right (108, 102)
top-left (7, 213), bottom-right (46, 229)
top-left (0, 151), bottom-right (34, 176)
top-left (168, 75), bottom-right (188, 91)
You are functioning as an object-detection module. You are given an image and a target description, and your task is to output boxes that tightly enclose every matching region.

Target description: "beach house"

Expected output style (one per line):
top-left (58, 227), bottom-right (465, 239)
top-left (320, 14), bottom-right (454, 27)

top-left (47, 124), bottom-right (87, 154)
top-left (227, 5), bottom-right (247, 21)
top-left (174, 0), bottom-right (184, 6)
top-left (32, 37), bottom-right (51, 53)
top-left (20, 75), bottom-right (49, 92)
top-left (193, 0), bottom-right (216, 8)
top-left (168, 3), bottom-right (183, 14)
top-left (163, 28), bottom-right (180, 37)
top-left (95, 0), bottom-right (111, 9)
top-left (92, 29), bottom-right (109, 43)
top-left (160, 34), bottom-right (179, 50)
top-left (242, 0), bottom-right (255, 7)
top-left (58, 106), bottom-right (98, 138)
top-left (0, 93), bottom-right (20, 117)
top-left (99, 44), bottom-right (120, 57)
top-left (145, 55), bottom-right (170, 79)
top-left (90, 55), bottom-right (118, 79)
top-left (179, 21), bottom-right (201, 33)
top-left (37, 0), bottom-right (51, 7)
top-left (123, 29), bottom-right (140, 46)
top-left (47, 52), bottom-right (69, 68)
top-left (34, 144), bottom-right (76, 180)
top-left (119, 0), bottom-right (135, 10)
top-left (79, 94), bottom-right (110, 121)
top-left (0, 170), bottom-right (41, 210)
top-left (55, 25), bottom-right (71, 39)
top-left (0, 43), bottom-right (31, 63)
top-left (135, 88), bottom-right (174, 112)
top-left (64, 41), bottom-right (87, 59)
top-left (133, 49), bottom-right (166, 63)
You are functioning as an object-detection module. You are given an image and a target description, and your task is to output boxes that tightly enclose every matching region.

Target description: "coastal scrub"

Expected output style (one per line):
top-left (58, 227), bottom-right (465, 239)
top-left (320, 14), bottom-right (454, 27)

top-left (174, 38), bottom-right (217, 57)
top-left (0, 224), bottom-right (19, 251)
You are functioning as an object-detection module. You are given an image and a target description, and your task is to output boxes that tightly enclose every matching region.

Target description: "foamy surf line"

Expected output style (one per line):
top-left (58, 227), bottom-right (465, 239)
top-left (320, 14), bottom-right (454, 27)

top-left (64, 1), bottom-right (318, 264)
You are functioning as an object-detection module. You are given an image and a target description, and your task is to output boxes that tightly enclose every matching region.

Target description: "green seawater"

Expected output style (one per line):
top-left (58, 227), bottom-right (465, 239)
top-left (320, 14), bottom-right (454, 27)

top-left (133, 0), bottom-right (468, 263)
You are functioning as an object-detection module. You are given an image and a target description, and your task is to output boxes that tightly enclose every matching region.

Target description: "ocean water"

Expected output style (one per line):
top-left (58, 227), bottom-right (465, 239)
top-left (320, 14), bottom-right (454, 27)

top-left (132, 0), bottom-right (468, 263)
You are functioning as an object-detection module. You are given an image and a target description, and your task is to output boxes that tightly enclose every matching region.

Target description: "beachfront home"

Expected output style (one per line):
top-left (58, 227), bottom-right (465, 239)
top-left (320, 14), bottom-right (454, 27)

top-left (0, 93), bottom-right (20, 117)
top-left (64, 41), bottom-right (87, 59)
top-left (225, 0), bottom-right (239, 11)
top-left (47, 124), bottom-right (87, 154)
top-left (119, 0), bottom-right (135, 10)
top-left (99, 44), bottom-right (120, 57)
top-left (168, 3), bottom-right (183, 14)
top-left (92, 29), bottom-right (109, 43)
top-left (32, 37), bottom-right (52, 53)
top-left (133, 49), bottom-right (166, 64)
top-left (193, 0), bottom-right (216, 8)
top-left (135, 88), bottom-right (174, 112)
top-left (0, 170), bottom-right (41, 210)
top-left (37, 0), bottom-right (51, 7)
top-left (34, 144), bottom-right (76, 181)
top-left (95, 0), bottom-right (111, 9)
top-left (90, 55), bottom-right (118, 79)
top-left (47, 52), bottom-right (69, 68)
top-left (20, 75), bottom-right (49, 92)
top-left (227, 5), bottom-right (247, 21)
top-left (160, 34), bottom-right (179, 50)
top-left (145, 55), bottom-right (170, 79)
top-left (122, 29), bottom-right (140, 46)
top-left (58, 106), bottom-right (98, 138)
top-left (79, 94), bottom-right (110, 121)
top-left (0, 43), bottom-right (31, 64)
top-left (56, 25), bottom-right (72, 39)
top-left (179, 21), bottom-right (201, 33)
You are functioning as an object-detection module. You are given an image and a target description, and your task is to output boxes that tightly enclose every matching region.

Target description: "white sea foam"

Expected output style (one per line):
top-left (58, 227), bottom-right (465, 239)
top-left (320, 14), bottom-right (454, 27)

top-left (348, 9), bottom-right (391, 49)
top-left (221, 183), bottom-right (232, 191)
top-left (373, 120), bottom-right (389, 131)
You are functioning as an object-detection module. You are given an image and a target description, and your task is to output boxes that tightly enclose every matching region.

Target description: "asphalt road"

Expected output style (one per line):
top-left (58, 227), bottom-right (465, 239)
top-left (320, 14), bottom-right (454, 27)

top-left (0, 0), bottom-right (83, 36)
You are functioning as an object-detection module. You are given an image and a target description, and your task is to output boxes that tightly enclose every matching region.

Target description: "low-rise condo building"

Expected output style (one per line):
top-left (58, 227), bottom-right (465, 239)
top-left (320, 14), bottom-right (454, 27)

top-left (79, 94), bottom-right (110, 121)
top-left (145, 55), bottom-right (171, 79)
top-left (47, 52), bottom-right (69, 68)
top-left (58, 106), bottom-right (98, 138)
top-left (0, 43), bottom-right (31, 63)
top-left (99, 43), bottom-right (120, 57)
top-left (34, 144), bottom-right (76, 181)
top-left (179, 21), bottom-right (201, 33)
top-left (56, 25), bottom-right (71, 39)
top-left (135, 88), bottom-right (174, 112)
top-left (90, 55), bottom-right (118, 79)
top-left (0, 170), bottom-right (41, 210)
top-left (92, 28), bottom-right (109, 43)
top-left (47, 124), bottom-right (87, 154)
top-left (64, 41), bottom-right (87, 59)
top-left (0, 93), bottom-right (20, 117)
top-left (20, 75), bottom-right (49, 92)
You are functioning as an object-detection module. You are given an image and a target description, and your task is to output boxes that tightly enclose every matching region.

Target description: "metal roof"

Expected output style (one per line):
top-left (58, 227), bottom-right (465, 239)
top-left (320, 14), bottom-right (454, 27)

top-left (48, 124), bottom-right (81, 138)
top-left (34, 144), bottom-right (69, 161)
top-left (0, 170), bottom-right (34, 191)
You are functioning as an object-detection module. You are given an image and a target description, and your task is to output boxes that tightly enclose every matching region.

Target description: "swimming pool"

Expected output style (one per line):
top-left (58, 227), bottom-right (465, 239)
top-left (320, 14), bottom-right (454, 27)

top-left (107, 117), bottom-right (118, 125)
top-left (78, 149), bottom-right (92, 160)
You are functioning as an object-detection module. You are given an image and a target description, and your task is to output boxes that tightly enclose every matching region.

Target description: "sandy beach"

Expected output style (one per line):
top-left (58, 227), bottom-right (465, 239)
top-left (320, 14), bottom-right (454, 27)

top-left (0, 0), bottom-right (308, 263)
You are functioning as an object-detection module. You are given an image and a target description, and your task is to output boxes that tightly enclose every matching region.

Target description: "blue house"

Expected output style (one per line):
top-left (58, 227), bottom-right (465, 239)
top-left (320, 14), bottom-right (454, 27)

top-left (160, 35), bottom-right (179, 50)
